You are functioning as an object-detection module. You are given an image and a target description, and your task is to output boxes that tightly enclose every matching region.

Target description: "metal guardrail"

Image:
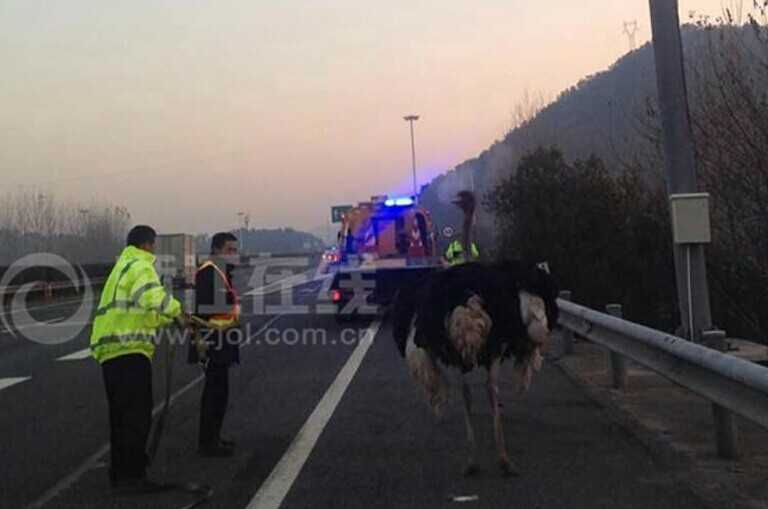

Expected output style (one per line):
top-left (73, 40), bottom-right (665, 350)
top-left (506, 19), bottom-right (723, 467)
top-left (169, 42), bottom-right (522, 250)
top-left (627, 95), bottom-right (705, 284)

top-left (557, 295), bottom-right (768, 459)
top-left (0, 277), bottom-right (106, 297)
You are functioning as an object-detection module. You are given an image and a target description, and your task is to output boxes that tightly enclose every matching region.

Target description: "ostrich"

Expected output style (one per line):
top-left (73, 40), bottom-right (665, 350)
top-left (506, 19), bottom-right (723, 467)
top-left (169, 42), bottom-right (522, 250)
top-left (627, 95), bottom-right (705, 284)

top-left (392, 191), bottom-right (558, 476)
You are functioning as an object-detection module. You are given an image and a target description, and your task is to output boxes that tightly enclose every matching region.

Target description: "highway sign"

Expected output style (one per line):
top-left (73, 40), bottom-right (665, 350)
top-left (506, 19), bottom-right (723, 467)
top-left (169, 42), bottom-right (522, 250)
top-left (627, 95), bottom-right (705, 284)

top-left (331, 205), bottom-right (354, 223)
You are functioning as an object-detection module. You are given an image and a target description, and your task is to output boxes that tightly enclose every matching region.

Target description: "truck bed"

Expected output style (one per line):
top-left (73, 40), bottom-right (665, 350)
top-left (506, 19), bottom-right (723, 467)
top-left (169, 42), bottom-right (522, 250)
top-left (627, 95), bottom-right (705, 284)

top-left (329, 258), bottom-right (442, 308)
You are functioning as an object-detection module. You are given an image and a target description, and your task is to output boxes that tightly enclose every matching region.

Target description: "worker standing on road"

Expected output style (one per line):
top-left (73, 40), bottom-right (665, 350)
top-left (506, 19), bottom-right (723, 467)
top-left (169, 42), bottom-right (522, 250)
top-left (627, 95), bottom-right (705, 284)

top-left (90, 225), bottom-right (186, 493)
top-left (189, 232), bottom-right (241, 457)
top-left (444, 238), bottom-right (480, 266)
top-left (444, 190), bottom-right (480, 266)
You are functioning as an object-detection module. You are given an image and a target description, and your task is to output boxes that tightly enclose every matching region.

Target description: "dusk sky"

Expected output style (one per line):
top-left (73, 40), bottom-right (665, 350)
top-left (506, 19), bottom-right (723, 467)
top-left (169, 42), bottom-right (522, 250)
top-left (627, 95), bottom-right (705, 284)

top-left (0, 1), bottom-right (729, 234)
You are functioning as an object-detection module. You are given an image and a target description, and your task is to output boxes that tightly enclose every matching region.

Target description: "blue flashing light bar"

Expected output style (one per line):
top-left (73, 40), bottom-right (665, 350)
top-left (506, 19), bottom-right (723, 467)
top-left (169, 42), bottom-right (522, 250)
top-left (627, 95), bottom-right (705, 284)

top-left (384, 197), bottom-right (415, 207)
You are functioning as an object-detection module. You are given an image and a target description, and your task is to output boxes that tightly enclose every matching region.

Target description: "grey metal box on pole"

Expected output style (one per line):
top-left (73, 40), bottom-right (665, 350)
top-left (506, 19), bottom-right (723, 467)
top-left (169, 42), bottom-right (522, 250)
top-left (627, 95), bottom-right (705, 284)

top-left (670, 193), bottom-right (711, 244)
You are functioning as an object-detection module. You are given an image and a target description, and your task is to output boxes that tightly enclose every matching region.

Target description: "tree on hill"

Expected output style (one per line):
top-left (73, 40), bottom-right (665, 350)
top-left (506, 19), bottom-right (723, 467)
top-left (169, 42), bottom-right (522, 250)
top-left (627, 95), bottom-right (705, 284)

top-left (423, 8), bottom-right (768, 340)
top-left (487, 147), bottom-right (676, 330)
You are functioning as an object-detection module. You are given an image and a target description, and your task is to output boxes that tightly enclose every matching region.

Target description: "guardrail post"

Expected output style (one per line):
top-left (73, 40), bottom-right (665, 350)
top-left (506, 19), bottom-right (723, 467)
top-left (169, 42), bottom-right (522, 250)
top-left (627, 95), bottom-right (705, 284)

top-left (559, 291), bottom-right (574, 355)
top-left (605, 304), bottom-right (628, 390)
top-left (702, 329), bottom-right (739, 459)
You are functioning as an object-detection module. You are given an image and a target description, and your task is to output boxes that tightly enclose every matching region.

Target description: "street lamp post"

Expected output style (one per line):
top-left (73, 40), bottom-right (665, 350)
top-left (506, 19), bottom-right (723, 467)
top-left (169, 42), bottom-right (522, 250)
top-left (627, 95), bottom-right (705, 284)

top-left (237, 211), bottom-right (250, 253)
top-left (403, 115), bottom-right (419, 200)
top-left (237, 212), bottom-right (245, 252)
top-left (78, 208), bottom-right (90, 236)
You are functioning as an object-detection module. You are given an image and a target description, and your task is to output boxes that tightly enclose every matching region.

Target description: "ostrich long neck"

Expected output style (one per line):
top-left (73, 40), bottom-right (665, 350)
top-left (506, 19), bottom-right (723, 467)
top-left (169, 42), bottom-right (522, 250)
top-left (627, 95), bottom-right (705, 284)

top-left (462, 206), bottom-right (475, 261)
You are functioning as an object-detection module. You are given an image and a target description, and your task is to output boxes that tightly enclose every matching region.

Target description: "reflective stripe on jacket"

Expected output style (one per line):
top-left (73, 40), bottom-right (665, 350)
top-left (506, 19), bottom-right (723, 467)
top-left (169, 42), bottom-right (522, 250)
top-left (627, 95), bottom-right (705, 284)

top-left (194, 260), bottom-right (240, 329)
top-left (90, 245), bottom-right (182, 364)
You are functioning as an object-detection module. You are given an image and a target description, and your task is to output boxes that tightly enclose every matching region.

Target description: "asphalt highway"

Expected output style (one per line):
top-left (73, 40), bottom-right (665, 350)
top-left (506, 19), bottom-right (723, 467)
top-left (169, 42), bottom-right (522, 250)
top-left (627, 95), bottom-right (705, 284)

top-left (0, 263), bottom-right (709, 509)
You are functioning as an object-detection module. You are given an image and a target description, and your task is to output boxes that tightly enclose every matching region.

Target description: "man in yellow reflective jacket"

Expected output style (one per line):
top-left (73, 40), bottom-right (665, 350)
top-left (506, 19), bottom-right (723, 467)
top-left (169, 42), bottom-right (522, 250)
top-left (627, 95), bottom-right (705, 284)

top-left (91, 225), bottom-right (185, 492)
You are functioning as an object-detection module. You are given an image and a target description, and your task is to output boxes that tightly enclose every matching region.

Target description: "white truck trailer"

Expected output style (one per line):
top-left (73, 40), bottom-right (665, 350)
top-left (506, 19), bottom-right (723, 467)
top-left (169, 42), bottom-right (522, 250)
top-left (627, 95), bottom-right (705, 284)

top-left (154, 233), bottom-right (196, 287)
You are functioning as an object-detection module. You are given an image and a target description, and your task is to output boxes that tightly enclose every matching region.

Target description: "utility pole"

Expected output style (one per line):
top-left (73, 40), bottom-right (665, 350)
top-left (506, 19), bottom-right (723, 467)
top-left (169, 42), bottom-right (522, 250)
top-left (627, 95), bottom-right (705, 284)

top-left (648, 0), bottom-right (712, 341)
top-left (403, 115), bottom-right (419, 200)
top-left (243, 213), bottom-right (250, 254)
top-left (649, 0), bottom-right (734, 460)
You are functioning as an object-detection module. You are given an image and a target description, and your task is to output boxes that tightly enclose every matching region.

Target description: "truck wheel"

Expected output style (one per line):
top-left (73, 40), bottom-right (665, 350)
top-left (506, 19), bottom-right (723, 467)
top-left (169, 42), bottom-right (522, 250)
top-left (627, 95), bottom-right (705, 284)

top-left (335, 309), bottom-right (356, 324)
top-left (334, 300), bottom-right (361, 323)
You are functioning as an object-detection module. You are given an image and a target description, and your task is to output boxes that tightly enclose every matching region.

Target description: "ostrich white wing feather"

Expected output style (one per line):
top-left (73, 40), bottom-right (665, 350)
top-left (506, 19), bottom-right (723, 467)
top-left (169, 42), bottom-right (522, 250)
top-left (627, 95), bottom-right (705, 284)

top-left (445, 294), bottom-right (492, 368)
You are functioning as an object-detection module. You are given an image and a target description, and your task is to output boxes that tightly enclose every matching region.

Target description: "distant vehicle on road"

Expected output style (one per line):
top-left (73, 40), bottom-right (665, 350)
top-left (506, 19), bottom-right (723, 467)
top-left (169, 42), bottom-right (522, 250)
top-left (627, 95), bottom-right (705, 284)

top-left (322, 246), bottom-right (340, 264)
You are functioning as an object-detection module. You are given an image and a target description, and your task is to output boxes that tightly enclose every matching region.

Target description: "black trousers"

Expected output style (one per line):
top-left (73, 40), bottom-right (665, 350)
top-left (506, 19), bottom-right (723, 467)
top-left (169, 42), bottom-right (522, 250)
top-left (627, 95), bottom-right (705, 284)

top-left (102, 354), bottom-right (152, 481)
top-left (199, 363), bottom-right (230, 447)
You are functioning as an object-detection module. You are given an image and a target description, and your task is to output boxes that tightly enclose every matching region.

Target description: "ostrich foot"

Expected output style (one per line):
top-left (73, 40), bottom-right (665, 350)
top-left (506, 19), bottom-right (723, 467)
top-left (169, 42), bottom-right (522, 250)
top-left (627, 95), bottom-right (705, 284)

top-left (463, 462), bottom-right (480, 477)
top-left (499, 458), bottom-right (520, 477)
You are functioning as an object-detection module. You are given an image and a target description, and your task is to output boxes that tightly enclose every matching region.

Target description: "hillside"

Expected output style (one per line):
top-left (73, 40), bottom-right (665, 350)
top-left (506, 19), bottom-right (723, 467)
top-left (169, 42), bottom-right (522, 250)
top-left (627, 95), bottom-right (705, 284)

top-left (419, 17), bottom-right (768, 339)
top-left (420, 22), bottom-right (767, 251)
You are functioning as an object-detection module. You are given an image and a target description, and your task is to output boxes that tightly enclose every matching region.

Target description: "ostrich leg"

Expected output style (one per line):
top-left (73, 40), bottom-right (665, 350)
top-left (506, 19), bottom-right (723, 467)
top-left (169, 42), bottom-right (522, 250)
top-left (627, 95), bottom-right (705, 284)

top-left (487, 358), bottom-right (519, 477)
top-left (461, 378), bottom-right (479, 476)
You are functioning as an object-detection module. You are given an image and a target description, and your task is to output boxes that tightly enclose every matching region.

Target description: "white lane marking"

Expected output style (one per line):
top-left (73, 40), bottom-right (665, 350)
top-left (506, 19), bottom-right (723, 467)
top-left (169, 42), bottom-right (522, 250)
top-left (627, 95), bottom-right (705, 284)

top-left (27, 375), bottom-right (205, 509)
top-left (0, 377), bottom-right (31, 392)
top-left (56, 348), bottom-right (92, 361)
top-left (245, 319), bottom-right (382, 509)
top-left (244, 272), bottom-right (306, 296)
top-left (0, 296), bottom-right (99, 318)
top-left (241, 314), bottom-right (284, 348)
top-left (25, 316), bottom-right (283, 509)
top-left (246, 274), bottom-right (307, 297)
top-left (246, 270), bottom-right (331, 297)
top-left (1, 319), bottom-right (92, 335)
top-left (25, 373), bottom-right (205, 509)
top-left (44, 320), bottom-right (91, 328)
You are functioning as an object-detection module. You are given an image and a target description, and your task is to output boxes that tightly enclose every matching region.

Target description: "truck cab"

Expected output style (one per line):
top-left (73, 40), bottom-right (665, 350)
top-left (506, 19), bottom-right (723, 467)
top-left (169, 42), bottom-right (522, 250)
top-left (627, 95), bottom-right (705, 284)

top-left (338, 196), bottom-right (436, 261)
top-left (329, 196), bottom-right (441, 319)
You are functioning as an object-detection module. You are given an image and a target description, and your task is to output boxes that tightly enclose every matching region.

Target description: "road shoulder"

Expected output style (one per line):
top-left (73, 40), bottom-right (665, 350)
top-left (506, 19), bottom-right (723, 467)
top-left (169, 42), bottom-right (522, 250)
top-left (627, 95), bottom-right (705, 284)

top-left (555, 337), bottom-right (768, 509)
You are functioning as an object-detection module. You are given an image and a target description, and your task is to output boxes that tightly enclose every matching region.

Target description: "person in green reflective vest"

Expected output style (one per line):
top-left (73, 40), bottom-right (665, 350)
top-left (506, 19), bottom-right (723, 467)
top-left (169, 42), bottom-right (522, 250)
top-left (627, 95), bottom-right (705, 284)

top-left (444, 191), bottom-right (481, 266)
top-left (444, 238), bottom-right (480, 266)
top-left (90, 225), bottom-right (186, 493)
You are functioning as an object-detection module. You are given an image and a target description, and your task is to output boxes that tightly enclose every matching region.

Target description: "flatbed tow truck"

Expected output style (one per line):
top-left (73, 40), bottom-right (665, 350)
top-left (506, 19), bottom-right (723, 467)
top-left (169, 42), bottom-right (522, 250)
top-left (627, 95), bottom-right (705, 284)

top-left (327, 195), bottom-right (443, 319)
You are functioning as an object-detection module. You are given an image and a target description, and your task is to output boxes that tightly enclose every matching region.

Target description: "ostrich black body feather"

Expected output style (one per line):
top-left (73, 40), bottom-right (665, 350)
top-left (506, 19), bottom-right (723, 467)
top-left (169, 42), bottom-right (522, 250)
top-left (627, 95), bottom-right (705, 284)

top-left (393, 261), bottom-right (559, 372)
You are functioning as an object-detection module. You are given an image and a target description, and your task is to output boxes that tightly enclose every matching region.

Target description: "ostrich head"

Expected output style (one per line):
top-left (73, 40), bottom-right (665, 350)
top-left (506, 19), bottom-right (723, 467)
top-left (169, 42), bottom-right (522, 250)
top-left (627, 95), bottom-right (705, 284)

top-left (451, 190), bottom-right (476, 217)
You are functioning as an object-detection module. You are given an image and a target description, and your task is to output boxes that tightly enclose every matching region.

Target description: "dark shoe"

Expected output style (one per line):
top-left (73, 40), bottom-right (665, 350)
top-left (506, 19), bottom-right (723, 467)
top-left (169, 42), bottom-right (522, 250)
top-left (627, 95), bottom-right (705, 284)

top-left (219, 437), bottom-right (236, 448)
top-left (198, 444), bottom-right (234, 458)
top-left (109, 471), bottom-right (139, 489)
top-left (111, 477), bottom-right (171, 495)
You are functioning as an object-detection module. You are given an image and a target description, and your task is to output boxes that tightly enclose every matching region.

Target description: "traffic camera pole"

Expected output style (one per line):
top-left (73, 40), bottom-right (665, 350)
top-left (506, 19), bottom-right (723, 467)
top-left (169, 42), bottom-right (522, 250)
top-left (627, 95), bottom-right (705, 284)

top-left (404, 115), bottom-right (419, 201)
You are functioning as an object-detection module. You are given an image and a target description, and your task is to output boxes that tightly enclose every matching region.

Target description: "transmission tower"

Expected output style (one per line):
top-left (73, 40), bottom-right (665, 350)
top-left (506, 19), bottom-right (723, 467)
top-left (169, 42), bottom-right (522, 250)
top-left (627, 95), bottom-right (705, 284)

top-left (725, 0), bottom-right (744, 24)
top-left (623, 20), bottom-right (639, 51)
